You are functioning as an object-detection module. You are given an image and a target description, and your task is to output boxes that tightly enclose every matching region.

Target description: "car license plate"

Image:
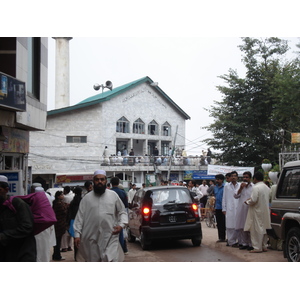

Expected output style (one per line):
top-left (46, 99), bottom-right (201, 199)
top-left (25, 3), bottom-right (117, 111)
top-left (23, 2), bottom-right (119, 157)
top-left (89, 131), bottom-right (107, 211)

top-left (169, 215), bottom-right (177, 222)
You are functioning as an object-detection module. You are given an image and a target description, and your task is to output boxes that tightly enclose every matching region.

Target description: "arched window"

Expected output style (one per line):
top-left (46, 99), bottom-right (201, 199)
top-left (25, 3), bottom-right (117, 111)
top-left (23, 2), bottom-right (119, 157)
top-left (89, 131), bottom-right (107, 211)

top-left (162, 122), bottom-right (171, 136)
top-left (148, 120), bottom-right (158, 135)
top-left (116, 116), bottom-right (130, 133)
top-left (133, 118), bottom-right (145, 134)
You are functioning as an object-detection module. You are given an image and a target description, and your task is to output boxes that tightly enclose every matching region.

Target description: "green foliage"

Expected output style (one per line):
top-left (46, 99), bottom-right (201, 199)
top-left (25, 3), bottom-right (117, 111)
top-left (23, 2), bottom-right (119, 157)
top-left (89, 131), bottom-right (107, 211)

top-left (204, 37), bottom-right (300, 168)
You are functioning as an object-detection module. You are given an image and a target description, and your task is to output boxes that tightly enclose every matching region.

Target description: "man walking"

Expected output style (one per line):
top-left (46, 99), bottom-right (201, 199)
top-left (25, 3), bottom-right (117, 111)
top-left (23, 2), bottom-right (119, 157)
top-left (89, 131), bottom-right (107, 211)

top-left (74, 170), bottom-right (128, 262)
top-left (110, 177), bottom-right (129, 254)
top-left (244, 172), bottom-right (271, 253)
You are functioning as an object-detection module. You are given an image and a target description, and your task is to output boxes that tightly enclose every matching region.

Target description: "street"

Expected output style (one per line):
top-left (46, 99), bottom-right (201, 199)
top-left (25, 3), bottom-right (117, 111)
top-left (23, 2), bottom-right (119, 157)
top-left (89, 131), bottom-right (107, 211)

top-left (52, 220), bottom-right (287, 262)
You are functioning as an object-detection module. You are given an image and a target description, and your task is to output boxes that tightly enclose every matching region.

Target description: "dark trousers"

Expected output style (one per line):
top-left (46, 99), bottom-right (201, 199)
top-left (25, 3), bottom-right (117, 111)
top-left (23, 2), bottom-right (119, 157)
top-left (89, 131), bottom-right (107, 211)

top-left (52, 235), bottom-right (63, 260)
top-left (215, 209), bottom-right (226, 240)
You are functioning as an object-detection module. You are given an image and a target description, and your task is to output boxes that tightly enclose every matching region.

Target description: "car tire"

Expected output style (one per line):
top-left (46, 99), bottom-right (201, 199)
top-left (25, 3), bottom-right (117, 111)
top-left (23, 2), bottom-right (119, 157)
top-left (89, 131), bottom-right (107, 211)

top-left (192, 237), bottom-right (202, 247)
top-left (127, 227), bottom-right (136, 243)
top-left (140, 232), bottom-right (151, 250)
top-left (286, 227), bottom-right (300, 262)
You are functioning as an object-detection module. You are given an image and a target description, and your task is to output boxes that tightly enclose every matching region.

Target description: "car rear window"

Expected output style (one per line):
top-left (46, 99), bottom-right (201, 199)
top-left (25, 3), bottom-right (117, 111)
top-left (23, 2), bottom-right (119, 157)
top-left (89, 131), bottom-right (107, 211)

top-left (277, 168), bottom-right (300, 198)
top-left (149, 188), bottom-right (192, 205)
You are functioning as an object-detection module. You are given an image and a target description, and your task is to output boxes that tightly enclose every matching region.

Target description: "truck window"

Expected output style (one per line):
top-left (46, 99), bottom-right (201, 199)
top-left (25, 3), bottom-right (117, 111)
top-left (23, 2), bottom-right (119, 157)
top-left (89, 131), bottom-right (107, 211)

top-left (277, 168), bottom-right (300, 198)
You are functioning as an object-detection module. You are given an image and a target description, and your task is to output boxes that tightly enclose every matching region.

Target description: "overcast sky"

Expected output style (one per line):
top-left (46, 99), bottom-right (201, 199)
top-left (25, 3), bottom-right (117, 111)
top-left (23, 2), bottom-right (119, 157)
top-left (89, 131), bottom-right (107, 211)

top-left (47, 36), bottom-right (299, 155)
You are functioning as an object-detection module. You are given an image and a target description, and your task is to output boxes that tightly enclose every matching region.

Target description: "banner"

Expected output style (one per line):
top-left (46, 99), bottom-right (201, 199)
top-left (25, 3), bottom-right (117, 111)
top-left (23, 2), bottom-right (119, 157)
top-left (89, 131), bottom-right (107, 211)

top-left (183, 170), bottom-right (215, 180)
top-left (207, 165), bottom-right (255, 177)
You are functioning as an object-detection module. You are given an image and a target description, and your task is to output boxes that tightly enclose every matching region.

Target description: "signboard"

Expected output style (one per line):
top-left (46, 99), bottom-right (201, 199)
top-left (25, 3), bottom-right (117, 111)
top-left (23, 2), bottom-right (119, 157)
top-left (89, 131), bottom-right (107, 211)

top-left (207, 165), bottom-right (255, 177)
top-left (0, 126), bottom-right (29, 153)
top-left (56, 174), bottom-right (94, 184)
top-left (183, 170), bottom-right (215, 180)
top-left (0, 170), bottom-right (24, 196)
top-left (291, 133), bottom-right (300, 144)
top-left (0, 72), bottom-right (26, 111)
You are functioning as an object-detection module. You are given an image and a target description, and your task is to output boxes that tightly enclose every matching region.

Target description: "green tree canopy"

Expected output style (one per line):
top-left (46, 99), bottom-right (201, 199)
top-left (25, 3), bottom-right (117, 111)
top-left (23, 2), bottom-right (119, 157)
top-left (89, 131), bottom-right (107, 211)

top-left (204, 37), bottom-right (300, 167)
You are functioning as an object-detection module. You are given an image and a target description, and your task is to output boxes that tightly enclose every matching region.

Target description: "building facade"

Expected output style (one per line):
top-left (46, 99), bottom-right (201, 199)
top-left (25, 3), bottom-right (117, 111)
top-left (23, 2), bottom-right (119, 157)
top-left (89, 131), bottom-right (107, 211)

top-left (0, 37), bottom-right (48, 195)
top-left (29, 76), bottom-right (213, 189)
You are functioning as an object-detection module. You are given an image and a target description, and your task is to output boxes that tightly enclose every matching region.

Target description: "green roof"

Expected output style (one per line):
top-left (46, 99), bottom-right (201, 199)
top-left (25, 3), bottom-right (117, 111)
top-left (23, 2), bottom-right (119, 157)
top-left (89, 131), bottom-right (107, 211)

top-left (48, 76), bottom-right (190, 119)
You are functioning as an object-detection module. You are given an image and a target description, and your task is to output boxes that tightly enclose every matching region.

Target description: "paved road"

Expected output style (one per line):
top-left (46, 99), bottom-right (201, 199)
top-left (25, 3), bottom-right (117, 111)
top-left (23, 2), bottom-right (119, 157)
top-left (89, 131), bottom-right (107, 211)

top-left (51, 221), bottom-right (286, 262)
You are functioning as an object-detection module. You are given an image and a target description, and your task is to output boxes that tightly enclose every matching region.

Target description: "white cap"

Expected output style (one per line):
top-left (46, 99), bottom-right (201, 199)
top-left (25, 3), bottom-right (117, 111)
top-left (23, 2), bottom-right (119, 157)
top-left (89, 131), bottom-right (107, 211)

top-left (32, 182), bottom-right (42, 188)
top-left (94, 170), bottom-right (106, 176)
top-left (0, 175), bottom-right (8, 183)
top-left (35, 187), bottom-right (45, 192)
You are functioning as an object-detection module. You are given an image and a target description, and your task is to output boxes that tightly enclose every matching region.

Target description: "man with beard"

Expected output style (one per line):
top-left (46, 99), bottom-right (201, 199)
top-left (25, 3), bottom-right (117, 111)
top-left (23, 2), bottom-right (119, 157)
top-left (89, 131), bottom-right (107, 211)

top-left (0, 175), bottom-right (36, 261)
top-left (73, 170), bottom-right (128, 262)
top-left (234, 171), bottom-right (253, 250)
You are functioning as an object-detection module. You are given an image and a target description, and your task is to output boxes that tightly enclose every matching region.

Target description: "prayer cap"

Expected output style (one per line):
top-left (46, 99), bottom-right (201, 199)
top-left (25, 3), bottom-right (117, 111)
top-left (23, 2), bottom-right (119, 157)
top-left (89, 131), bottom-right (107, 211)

top-left (32, 182), bottom-right (42, 188)
top-left (94, 170), bottom-right (106, 176)
top-left (35, 187), bottom-right (45, 192)
top-left (0, 175), bottom-right (8, 183)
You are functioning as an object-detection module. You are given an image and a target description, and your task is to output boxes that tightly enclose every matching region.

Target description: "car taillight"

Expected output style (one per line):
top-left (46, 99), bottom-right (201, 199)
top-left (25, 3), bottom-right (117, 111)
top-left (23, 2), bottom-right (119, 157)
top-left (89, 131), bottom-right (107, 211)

top-left (192, 203), bottom-right (199, 217)
top-left (142, 207), bottom-right (151, 220)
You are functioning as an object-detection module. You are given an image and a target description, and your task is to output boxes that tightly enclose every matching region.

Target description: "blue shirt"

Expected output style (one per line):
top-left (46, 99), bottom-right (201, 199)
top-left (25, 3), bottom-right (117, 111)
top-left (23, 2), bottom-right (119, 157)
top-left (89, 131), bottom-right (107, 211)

top-left (214, 183), bottom-right (225, 210)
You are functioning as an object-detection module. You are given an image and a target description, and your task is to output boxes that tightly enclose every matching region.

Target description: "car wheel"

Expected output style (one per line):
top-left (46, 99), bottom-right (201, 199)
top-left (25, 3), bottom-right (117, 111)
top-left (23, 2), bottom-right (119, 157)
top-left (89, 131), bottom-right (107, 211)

top-left (127, 227), bottom-right (136, 243)
top-left (192, 237), bottom-right (202, 247)
top-left (286, 227), bottom-right (300, 262)
top-left (140, 232), bottom-right (151, 250)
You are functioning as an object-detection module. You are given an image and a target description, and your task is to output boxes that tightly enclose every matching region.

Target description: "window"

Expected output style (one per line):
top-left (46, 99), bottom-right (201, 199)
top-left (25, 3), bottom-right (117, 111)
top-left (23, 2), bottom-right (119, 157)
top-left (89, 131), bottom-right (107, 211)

top-left (0, 37), bottom-right (16, 77)
top-left (161, 142), bottom-right (170, 156)
top-left (162, 122), bottom-right (171, 136)
top-left (277, 168), bottom-right (300, 198)
top-left (66, 136), bottom-right (87, 143)
top-left (116, 117), bottom-right (130, 133)
top-left (133, 118), bottom-right (145, 134)
top-left (148, 120), bottom-right (158, 135)
top-left (27, 37), bottom-right (41, 99)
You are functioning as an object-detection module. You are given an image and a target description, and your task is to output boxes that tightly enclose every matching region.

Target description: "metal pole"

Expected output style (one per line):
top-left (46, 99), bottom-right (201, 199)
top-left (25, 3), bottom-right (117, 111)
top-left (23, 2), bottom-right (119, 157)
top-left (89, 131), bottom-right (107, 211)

top-left (167, 125), bottom-right (178, 181)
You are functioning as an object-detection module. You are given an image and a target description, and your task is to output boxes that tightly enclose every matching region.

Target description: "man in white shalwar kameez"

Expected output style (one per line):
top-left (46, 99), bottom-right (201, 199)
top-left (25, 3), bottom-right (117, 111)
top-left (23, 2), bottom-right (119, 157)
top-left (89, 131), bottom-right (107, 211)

top-left (222, 171), bottom-right (240, 246)
top-left (234, 171), bottom-right (253, 250)
top-left (244, 172), bottom-right (271, 253)
top-left (34, 187), bottom-right (56, 262)
top-left (74, 170), bottom-right (128, 262)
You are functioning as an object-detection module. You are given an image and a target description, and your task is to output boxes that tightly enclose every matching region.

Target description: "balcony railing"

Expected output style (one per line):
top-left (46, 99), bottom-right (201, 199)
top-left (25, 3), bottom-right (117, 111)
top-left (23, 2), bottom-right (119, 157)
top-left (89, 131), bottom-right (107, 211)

top-left (100, 155), bottom-right (213, 167)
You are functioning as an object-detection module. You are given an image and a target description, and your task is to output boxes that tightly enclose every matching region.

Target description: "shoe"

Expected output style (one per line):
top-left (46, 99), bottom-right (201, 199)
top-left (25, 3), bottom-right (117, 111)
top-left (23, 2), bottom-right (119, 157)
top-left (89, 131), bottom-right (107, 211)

top-left (124, 252), bottom-right (129, 255)
top-left (239, 245), bottom-right (248, 250)
top-left (247, 246), bottom-right (254, 251)
top-left (61, 248), bottom-right (67, 252)
top-left (67, 247), bottom-right (73, 251)
top-left (231, 243), bottom-right (239, 248)
top-left (216, 239), bottom-right (226, 243)
top-left (249, 250), bottom-right (262, 253)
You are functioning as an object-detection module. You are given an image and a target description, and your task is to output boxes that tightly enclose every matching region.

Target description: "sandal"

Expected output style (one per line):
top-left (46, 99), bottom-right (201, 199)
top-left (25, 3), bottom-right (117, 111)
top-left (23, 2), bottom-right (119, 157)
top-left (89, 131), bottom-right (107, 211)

top-left (249, 250), bottom-right (262, 253)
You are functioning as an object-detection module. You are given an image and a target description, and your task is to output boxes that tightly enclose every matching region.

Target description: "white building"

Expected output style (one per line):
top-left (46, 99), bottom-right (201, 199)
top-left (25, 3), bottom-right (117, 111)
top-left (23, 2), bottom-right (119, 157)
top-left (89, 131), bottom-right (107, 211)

top-left (29, 76), bottom-right (211, 189)
top-left (0, 37), bottom-right (48, 195)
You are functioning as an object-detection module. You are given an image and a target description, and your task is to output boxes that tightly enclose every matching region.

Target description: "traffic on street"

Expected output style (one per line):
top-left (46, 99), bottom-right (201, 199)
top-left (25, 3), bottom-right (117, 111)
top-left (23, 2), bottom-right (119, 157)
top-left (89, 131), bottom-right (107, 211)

top-left (51, 221), bottom-right (286, 263)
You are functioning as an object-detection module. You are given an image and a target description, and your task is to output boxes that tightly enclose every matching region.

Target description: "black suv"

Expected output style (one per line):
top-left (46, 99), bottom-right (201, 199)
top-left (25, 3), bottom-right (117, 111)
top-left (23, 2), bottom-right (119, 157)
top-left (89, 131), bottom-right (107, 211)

top-left (271, 160), bottom-right (300, 261)
top-left (127, 186), bottom-right (202, 250)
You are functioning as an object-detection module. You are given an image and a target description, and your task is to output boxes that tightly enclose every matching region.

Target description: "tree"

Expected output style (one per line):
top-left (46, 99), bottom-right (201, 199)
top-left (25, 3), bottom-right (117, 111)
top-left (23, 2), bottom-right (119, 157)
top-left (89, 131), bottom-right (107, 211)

top-left (203, 37), bottom-right (297, 167)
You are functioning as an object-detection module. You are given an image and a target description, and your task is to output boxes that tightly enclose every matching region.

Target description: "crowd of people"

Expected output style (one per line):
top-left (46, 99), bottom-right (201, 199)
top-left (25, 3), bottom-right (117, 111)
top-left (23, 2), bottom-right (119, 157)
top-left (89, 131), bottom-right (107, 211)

top-left (208, 171), bottom-right (273, 253)
top-left (0, 168), bottom-right (275, 262)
